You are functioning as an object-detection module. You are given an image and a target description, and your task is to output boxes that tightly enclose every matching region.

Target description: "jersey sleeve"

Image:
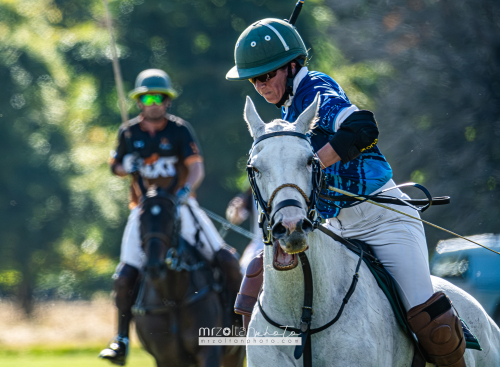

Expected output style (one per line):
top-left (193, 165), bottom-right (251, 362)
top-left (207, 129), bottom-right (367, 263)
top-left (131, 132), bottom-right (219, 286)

top-left (178, 123), bottom-right (203, 166)
top-left (112, 127), bottom-right (129, 164)
top-left (301, 83), bottom-right (352, 135)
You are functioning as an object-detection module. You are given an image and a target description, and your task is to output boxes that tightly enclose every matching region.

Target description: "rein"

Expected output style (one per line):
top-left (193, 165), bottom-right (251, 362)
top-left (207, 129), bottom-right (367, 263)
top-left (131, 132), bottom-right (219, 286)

top-left (257, 242), bottom-right (364, 367)
top-left (246, 130), bottom-right (425, 367)
top-left (247, 131), bottom-right (323, 244)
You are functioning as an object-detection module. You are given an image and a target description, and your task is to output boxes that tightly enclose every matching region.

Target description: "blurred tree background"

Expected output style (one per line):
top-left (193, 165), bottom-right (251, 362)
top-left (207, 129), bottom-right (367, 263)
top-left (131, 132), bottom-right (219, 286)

top-left (0, 0), bottom-right (498, 315)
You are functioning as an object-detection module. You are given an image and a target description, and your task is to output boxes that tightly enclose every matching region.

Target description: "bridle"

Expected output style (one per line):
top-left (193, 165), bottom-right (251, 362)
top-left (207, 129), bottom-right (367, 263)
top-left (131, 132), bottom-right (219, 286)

top-left (246, 130), bottom-right (366, 367)
top-left (246, 131), bottom-right (324, 244)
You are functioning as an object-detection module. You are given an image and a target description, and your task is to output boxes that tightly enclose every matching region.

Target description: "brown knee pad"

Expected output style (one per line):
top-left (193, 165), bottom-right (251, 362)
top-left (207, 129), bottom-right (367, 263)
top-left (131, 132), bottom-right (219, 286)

top-left (113, 263), bottom-right (139, 311)
top-left (234, 250), bottom-right (263, 321)
top-left (407, 292), bottom-right (466, 367)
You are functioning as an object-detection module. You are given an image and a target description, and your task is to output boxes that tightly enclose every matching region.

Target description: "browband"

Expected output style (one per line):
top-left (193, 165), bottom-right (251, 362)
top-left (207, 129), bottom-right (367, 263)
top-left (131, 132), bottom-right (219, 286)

top-left (252, 131), bottom-right (310, 150)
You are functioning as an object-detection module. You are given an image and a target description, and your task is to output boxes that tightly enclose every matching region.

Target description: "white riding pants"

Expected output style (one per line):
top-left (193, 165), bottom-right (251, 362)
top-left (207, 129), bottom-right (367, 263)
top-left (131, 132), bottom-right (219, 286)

top-left (119, 197), bottom-right (222, 270)
top-left (326, 179), bottom-right (434, 310)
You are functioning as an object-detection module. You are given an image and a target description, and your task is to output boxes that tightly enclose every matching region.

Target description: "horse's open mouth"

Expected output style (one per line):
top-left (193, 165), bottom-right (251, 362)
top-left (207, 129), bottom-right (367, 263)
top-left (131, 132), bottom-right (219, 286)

top-left (273, 241), bottom-right (308, 271)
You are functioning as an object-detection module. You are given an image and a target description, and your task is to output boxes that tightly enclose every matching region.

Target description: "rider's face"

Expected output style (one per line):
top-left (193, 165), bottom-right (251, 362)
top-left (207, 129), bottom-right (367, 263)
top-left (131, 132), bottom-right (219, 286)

top-left (138, 94), bottom-right (171, 121)
top-left (252, 63), bottom-right (296, 104)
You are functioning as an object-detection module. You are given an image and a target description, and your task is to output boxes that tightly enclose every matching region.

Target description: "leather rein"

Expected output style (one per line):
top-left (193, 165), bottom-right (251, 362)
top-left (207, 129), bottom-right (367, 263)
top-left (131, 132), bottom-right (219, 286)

top-left (247, 131), bottom-right (358, 367)
top-left (245, 130), bottom-right (434, 367)
top-left (247, 131), bottom-right (323, 244)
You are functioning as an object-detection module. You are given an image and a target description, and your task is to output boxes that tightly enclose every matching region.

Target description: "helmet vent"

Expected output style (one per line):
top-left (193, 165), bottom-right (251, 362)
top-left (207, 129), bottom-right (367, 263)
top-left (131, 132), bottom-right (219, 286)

top-left (251, 41), bottom-right (257, 47)
top-left (265, 35), bottom-right (271, 41)
top-left (262, 23), bottom-right (289, 51)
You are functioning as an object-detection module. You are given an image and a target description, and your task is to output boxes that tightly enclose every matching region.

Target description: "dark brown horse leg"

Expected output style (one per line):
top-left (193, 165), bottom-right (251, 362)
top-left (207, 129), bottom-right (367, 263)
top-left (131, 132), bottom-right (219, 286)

top-left (221, 345), bottom-right (245, 367)
top-left (196, 345), bottom-right (223, 367)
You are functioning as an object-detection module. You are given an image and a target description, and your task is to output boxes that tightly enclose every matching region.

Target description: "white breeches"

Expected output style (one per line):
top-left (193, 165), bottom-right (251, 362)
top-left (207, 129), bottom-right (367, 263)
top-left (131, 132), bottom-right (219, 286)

top-left (326, 179), bottom-right (434, 310)
top-left (119, 197), bottom-right (222, 270)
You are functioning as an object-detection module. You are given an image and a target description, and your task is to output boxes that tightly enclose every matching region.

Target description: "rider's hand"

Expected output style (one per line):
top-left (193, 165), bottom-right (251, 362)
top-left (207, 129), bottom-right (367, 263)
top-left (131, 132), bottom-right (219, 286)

top-left (226, 196), bottom-right (249, 224)
top-left (176, 184), bottom-right (191, 205)
top-left (122, 153), bottom-right (143, 174)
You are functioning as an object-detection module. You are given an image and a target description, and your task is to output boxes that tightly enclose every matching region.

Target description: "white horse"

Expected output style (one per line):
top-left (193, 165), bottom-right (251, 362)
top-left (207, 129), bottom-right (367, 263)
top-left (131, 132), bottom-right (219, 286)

top-left (242, 94), bottom-right (500, 367)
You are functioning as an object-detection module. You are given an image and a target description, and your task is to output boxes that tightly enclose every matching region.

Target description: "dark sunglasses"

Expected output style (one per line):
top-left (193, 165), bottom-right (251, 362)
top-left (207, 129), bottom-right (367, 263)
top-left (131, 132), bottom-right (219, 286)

top-left (249, 69), bottom-right (281, 85)
top-left (140, 94), bottom-right (166, 106)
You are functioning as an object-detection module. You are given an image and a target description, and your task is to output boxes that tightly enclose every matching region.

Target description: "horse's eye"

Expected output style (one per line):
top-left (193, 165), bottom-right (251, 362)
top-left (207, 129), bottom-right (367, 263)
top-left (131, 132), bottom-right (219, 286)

top-left (307, 157), bottom-right (314, 166)
top-left (252, 166), bottom-right (259, 173)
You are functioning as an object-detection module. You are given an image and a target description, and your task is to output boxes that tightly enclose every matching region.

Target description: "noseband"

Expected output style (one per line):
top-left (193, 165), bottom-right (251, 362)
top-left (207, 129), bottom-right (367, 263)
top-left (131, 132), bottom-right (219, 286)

top-left (246, 131), bottom-right (323, 244)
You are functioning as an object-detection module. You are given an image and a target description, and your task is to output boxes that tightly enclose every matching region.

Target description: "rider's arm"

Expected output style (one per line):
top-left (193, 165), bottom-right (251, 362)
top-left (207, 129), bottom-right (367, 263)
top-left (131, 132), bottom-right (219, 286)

top-left (185, 160), bottom-right (204, 191)
top-left (179, 122), bottom-right (204, 191)
top-left (301, 87), bottom-right (378, 167)
top-left (110, 127), bottom-right (129, 177)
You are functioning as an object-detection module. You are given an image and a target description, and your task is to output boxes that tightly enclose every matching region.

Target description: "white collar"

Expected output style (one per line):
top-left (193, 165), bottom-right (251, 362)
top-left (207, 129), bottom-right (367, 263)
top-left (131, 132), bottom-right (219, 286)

top-left (283, 66), bottom-right (309, 108)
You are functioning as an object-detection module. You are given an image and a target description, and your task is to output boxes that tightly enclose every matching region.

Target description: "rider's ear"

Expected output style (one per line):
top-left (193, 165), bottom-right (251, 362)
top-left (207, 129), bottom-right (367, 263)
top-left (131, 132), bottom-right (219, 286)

top-left (244, 96), bottom-right (265, 138)
top-left (294, 92), bottom-right (320, 134)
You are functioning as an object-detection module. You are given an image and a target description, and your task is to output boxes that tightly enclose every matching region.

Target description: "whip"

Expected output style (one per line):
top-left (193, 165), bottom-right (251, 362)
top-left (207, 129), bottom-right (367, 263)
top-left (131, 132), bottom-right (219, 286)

top-left (327, 185), bottom-right (500, 256)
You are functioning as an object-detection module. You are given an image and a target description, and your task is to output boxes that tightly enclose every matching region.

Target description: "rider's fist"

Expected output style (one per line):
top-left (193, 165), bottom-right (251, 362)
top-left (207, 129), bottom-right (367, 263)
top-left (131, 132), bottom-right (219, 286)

top-left (122, 153), bottom-right (143, 173)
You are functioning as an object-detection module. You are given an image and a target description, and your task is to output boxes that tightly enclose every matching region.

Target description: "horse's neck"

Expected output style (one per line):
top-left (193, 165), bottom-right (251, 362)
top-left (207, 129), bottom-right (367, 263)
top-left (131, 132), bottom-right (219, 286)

top-left (262, 231), bottom-right (353, 325)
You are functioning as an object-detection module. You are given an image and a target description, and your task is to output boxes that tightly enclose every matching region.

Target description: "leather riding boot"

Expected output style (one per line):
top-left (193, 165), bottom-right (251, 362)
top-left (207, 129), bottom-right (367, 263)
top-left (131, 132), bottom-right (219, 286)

top-left (407, 292), bottom-right (466, 367)
top-left (99, 264), bottom-right (139, 366)
top-left (214, 245), bottom-right (244, 330)
top-left (234, 250), bottom-right (263, 330)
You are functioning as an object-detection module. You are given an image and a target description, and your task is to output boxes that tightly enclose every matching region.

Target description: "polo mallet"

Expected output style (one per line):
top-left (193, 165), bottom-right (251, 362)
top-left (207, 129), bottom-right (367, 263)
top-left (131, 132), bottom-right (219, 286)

top-left (288, 0), bottom-right (305, 25)
top-left (102, 0), bottom-right (128, 124)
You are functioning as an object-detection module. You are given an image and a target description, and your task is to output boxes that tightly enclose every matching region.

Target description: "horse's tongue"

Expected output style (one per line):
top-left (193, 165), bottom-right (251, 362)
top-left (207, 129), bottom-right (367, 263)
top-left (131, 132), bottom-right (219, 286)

top-left (277, 245), bottom-right (294, 265)
top-left (273, 241), bottom-right (299, 271)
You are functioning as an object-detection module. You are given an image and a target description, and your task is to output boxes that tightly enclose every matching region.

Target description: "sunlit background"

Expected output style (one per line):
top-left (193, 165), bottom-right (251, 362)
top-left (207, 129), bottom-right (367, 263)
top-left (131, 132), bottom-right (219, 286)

top-left (0, 0), bottom-right (498, 365)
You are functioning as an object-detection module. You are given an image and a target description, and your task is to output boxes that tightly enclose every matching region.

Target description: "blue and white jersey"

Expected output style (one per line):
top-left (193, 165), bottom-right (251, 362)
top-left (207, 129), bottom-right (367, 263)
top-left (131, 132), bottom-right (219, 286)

top-left (282, 67), bottom-right (393, 218)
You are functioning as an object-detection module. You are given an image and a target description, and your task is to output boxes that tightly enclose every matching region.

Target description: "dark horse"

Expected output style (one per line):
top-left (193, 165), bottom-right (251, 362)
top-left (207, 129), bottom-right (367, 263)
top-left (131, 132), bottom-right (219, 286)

top-left (131, 188), bottom-right (245, 367)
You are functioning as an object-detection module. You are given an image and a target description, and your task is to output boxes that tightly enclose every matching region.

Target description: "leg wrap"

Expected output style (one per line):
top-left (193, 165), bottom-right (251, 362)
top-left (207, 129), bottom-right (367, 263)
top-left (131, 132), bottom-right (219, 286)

top-left (113, 263), bottom-right (139, 339)
top-left (407, 292), bottom-right (466, 367)
top-left (114, 263), bottom-right (139, 311)
top-left (234, 250), bottom-right (263, 318)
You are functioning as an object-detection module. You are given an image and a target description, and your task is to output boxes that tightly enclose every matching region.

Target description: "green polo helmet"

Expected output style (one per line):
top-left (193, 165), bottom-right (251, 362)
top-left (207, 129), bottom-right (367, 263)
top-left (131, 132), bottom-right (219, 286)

top-left (128, 69), bottom-right (178, 100)
top-left (226, 18), bottom-right (307, 81)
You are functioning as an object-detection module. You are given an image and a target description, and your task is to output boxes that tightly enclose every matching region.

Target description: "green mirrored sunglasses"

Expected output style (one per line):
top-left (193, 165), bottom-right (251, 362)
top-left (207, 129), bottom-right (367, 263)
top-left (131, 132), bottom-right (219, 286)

top-left (140, 94), bottom-right (166, 106)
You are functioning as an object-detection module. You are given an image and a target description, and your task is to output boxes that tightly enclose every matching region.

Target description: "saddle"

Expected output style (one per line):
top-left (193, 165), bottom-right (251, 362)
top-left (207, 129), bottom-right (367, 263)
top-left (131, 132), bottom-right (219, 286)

top-left (234, 226), bottom-right (481, 352)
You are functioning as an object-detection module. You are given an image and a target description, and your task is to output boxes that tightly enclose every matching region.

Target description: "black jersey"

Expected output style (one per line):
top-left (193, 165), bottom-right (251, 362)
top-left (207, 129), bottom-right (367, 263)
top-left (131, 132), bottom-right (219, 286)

top-left (111, 114), bottom-right (202, 206)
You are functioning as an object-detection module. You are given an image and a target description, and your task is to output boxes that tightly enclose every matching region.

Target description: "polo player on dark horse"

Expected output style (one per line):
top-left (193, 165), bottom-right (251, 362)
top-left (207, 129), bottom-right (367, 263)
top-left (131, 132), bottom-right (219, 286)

top-left (99, 69), bottom-right (242, 366)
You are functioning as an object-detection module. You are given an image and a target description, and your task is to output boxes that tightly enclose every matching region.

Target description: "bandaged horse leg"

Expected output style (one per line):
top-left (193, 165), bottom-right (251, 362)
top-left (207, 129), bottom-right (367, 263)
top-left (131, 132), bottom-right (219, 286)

top-left (407, 292), bottom-right (466, 367)
top-left (234, 250), bottom-right (263, 331)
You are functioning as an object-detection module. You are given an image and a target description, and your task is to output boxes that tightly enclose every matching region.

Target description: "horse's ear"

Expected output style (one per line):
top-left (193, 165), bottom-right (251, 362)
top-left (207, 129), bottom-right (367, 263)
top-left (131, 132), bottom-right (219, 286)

top-left (294, 92), bottom-right (320, 134)
top-left (244, 96), bottom-right (265, 138)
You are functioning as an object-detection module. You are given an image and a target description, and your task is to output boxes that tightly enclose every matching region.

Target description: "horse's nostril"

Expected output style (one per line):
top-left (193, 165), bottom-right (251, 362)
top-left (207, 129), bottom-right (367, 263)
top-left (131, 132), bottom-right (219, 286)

top-left (301, 218), bottom-right (313, 234)
top-left (271, 222), bottom-right (287, 239)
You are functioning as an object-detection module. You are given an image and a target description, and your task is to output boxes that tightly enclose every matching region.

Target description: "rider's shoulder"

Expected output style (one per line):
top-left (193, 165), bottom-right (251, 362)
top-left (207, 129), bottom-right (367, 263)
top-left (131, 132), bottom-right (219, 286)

top-left (118, 116), bottom-right (141, 133)
top-left (166, 113), bottom-right (196, 134)
top-left (304, 70), bottom-right (339, 90)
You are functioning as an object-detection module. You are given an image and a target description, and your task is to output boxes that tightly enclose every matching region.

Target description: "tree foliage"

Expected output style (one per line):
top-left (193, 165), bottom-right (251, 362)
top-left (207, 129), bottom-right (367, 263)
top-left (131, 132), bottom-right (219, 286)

top-left (0, 0), bottom-right (497, 314)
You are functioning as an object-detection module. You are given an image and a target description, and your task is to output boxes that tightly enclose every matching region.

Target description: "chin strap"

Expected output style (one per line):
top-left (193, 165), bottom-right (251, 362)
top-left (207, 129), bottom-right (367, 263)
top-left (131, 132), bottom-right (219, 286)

top-left (275, 63), bottom-right (296, 109)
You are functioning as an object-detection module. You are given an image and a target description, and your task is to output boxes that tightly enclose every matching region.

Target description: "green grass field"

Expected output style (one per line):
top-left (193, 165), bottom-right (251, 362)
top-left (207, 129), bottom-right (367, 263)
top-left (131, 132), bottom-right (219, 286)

top-left (0, 347), bottom-right (156, 367)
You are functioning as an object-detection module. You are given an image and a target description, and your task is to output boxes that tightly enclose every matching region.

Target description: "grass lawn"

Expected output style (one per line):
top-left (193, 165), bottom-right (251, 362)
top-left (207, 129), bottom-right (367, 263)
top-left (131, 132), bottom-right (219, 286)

top-left (0, 347), bottom-right (156, 367)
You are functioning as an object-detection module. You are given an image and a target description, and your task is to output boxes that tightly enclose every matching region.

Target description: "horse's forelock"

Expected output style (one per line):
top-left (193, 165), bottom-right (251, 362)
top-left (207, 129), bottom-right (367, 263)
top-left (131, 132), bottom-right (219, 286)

top-left (262, 119), bottom-right (297, 134)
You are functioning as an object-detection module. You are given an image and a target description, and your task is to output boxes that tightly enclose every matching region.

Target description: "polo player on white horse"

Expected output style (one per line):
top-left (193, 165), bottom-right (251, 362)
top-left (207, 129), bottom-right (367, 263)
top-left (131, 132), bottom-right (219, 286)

top-left (227, 19), bottom-right (470, 367)
top-left (99, 69), bottom-right (241, 366)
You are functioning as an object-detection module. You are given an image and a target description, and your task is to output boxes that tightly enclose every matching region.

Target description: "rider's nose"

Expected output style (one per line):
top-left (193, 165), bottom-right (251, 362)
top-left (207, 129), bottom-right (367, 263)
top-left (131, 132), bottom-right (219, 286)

top-left (271, 218), bottom-right (313, 239)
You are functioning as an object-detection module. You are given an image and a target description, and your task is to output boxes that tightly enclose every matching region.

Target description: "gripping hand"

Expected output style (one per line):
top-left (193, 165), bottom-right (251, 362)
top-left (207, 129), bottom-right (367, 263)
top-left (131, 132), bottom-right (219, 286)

top-left (122, 153), bottom-right (143, 174)
top-left (176, 184), bottom-right (191, 205)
